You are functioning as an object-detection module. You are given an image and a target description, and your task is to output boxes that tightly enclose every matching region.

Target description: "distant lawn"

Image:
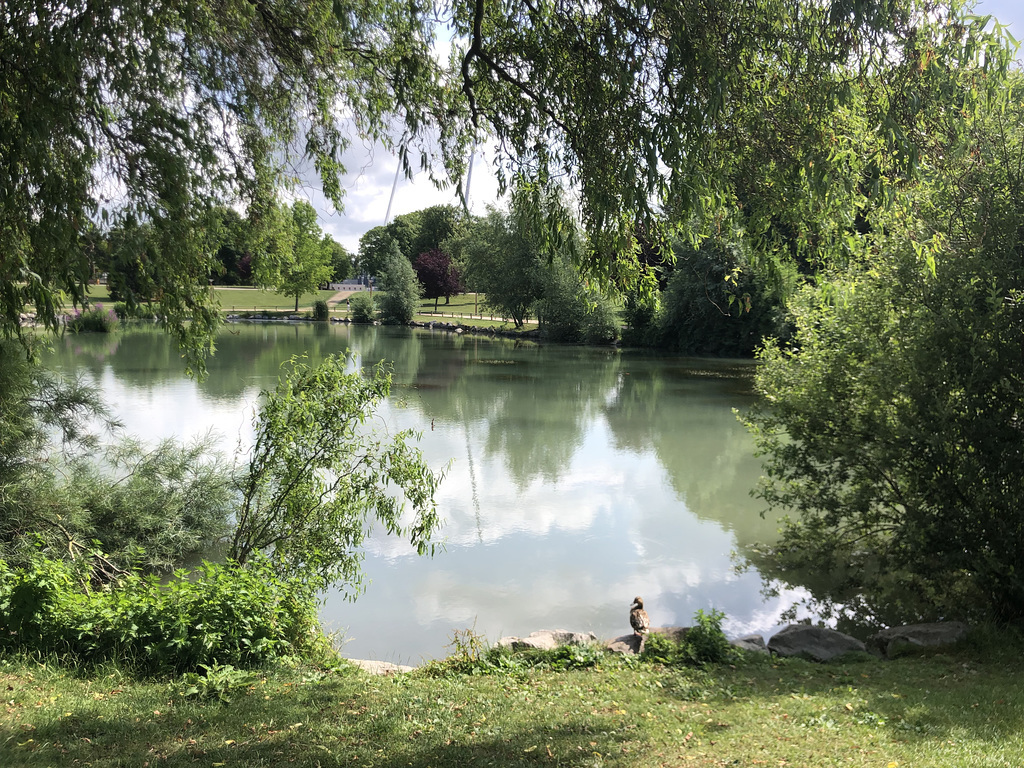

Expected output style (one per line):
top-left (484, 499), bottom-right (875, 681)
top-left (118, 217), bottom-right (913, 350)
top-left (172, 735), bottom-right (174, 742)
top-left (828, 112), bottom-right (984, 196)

top-left (71, 286), bottom-right (336, 314)
top-left (416, 292), bottom-right (537, 326)
top-left (213, 286), bottom-right (338, 314)
top-left (67, 286), bottom-right (535, 328)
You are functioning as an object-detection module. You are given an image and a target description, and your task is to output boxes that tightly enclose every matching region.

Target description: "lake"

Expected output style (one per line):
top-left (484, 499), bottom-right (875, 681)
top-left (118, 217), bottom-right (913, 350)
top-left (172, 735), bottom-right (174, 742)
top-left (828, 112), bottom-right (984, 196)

top-left (45, 322), bottom-right (801, 665)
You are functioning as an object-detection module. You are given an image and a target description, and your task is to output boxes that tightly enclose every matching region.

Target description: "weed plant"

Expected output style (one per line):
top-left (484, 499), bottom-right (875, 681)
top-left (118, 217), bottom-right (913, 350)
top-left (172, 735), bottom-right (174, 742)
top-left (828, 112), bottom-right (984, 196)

top-left (0, 553), bottom-right (320, 674)
top-left (66, 305), bottom-right (119, 333)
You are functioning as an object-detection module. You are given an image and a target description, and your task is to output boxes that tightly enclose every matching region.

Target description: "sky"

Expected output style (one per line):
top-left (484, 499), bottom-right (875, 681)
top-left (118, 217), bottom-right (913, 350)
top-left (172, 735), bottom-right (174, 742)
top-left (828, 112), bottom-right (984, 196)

top-left (311, 1), bottom-right (1023, 254)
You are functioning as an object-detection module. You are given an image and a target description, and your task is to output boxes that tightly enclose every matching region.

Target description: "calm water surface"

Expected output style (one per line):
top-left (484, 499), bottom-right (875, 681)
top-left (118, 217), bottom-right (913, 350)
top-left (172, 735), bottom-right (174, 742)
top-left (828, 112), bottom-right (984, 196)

top-left (45, 323), bottom-right (799, 664)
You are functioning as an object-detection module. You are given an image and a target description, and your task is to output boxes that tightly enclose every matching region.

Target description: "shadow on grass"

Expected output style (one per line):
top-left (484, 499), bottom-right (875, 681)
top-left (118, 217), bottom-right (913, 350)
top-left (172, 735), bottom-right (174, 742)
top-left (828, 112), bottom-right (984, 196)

top-left (655, 648), bottom-right (1024, 748)
top-left (6, 670), bottom-right (642, 768)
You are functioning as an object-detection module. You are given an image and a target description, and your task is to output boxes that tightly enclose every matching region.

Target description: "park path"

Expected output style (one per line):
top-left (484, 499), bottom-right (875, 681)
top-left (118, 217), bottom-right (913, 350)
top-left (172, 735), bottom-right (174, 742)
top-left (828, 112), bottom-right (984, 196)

top-left (327, 288), bottom-right (359, 307)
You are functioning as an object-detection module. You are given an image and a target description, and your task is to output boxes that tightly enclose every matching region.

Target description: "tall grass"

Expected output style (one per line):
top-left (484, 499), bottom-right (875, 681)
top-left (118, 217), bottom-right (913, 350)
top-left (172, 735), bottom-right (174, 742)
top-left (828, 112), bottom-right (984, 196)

top-left (66, 304), bottom-right (119, 333)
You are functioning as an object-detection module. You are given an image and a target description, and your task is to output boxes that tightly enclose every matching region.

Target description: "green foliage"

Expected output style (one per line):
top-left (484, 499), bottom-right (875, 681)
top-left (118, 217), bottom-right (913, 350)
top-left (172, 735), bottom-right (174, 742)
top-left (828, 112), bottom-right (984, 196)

top-left (655, 241), bottom-right (790, 357)
top-left (745, 85), bottom-right (1024, 626)
top-left (254, 201), bottom-right (334, 312)
top-left (535, 258), bottom-right (620, 344)
top-left (1, 0), bottom-right (458, 371)
top-left (0, 553), bottom-right (320, 673)
top-left (0, 340), bottom-right (109, 491)
top-left (640, 610), bottom-right (734, 666)
top-left (312, 299), bottom-right (330, 321)
top-left (231, 353), bottom-right (441, 595)
top-left (324, 237), bottom-right (353, 283)
top-left (3, 436), bottom-right (233, 573)
top-left (348, 292), bottom-right (376, 323)
top-left (65, 305), bottom-right (120, 334)
top-left (408, 205), bottom-right (464, 261)
top-left (376, 248), bottom-right (421, 325)
top-left (454, 194), bottom-right (553, 328)
top-left (457, 2), bottom-right (1013, 284)
top-left (208, 206), bottom-right (254, 286)
top-left (179, 663), bottom-right (262, 702)
top-left (684, 609), bottom-right (733, 665)
top-left (621, 290), bottom-right (660, 347)
top-left (640, 631), bottom-right (686, 665)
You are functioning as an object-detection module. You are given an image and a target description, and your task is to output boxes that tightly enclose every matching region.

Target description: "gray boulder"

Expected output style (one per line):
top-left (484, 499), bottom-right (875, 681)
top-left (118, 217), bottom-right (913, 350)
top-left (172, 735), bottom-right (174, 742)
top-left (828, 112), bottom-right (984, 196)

top-left (767, 624), bottom-right (866, 661)
top-left (731, 634), bottom-right (768, 654)
top-left (868, 622), bottom-right (970, 658)
top-left (606, 633), bottom-right (644, 655)
top-left (606, 626), bottom-right (689, 655)
top-left (495, 629), bottom-right (598, 651)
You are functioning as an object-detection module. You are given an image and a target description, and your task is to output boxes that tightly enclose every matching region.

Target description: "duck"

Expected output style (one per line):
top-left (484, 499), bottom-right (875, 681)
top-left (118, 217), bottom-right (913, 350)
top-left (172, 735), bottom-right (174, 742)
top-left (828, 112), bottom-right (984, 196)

top-left (629, 596), bottom-right (650, 636)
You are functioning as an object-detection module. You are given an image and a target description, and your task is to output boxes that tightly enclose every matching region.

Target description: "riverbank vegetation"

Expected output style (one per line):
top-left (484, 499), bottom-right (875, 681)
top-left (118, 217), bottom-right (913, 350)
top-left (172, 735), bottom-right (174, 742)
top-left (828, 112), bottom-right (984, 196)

top-left (3, 2), bottom-right (1024, 754)
top-left (4, 627), bottom-right (1024, 767)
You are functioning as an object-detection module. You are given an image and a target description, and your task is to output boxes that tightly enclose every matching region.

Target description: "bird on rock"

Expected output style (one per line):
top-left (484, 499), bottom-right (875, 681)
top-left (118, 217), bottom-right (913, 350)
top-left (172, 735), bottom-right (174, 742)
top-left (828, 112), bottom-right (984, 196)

top-left (629, 596), bottom-right (650, 636)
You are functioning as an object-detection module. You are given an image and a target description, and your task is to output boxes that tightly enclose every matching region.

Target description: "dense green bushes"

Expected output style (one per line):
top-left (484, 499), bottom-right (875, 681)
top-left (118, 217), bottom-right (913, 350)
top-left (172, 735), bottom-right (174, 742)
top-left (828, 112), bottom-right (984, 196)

top-left (2, 437), bottom-right (233, 572)
top-left (348, 292), bottom-right (375, 322)
top-left (535, 259), bottom-right (620, 344)
top-left (745, 89), bottom-right (1024, 627)
top-left (620, 240), bottom-right (790, 357)
top-left (66, 305), bottom-right (119, 333)
top-left (0, 554), bottom-right (319, 673)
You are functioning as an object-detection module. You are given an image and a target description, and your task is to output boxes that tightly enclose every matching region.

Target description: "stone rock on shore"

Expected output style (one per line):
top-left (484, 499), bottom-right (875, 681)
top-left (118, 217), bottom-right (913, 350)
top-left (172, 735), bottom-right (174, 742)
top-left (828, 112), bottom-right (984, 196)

top-left (868, 622), bottom-right (969, 658)
top-left (767, 624), bottom-right (866, 661)
top-left (495, 629), bottom-right (599, 651)
top-left (348, 659), bottom-right (415, 676)
top-left (731, 634), bottom-right (769, 654)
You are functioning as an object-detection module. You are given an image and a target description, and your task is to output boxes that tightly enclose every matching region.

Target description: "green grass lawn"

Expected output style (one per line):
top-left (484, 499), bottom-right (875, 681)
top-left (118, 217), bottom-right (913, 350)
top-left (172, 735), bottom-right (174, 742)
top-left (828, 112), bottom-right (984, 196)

top-left (212, 287), bottom-right (339, 314)
top-left (65, 286), bottom-right (542, 330)
top-left (4, 634), bottom-right (1024, 767)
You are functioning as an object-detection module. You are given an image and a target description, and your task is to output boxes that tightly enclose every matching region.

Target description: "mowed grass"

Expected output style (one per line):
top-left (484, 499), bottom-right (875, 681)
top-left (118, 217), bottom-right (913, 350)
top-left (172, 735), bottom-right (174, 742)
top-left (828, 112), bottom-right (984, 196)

top-left (4, 635), bottom-right (1024, 768)
top-left (212, 287), bottom-right (339, 314)
top-left (69, 287), bottom-right (528, 327)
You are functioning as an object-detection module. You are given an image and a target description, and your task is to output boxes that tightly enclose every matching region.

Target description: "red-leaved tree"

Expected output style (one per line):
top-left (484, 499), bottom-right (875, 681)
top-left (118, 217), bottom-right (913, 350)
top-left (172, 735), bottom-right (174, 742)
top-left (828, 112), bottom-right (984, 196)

top-left (414, 249), bottom-right (464, 311)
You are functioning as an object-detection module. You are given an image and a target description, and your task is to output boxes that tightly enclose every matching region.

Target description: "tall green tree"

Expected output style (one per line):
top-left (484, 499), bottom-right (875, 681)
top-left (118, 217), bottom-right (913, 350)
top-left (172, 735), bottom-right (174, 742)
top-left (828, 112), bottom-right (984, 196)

top-left (376, 246), bottom-right (422, 325)
top-left (323, 237), bottom-right (353, 283)
top-left (252, 201), bottom-right (333, 312)
top-left (744, 83), bottom-right (1024, 627)
top-left (231, 354), bottom-right (442, 594)
top-left (457, 190), bottom-right (561, 328)
top-left (409, 205), bottom-right (463, 260)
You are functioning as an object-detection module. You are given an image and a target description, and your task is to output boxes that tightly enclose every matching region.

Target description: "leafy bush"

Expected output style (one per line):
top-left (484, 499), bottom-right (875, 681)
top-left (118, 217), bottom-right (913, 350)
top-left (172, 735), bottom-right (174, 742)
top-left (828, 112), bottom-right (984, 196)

top-left (535, 258), bottom-right (619, 344)
top-left (682, 609), bottom-right (733, 665)
top-left (66, 305), bottom-right (119, 333)
top-left (0, 554), bottom-right (320, 673)
top-left (621, 290), bottom-right (660, 347)
top-left (640, 609), bottom-right (734, 666)
top-left (377, 249), bottom-right (421, 324)
top-left (312, 299), bottom-right (330, 321)
top-left (3, 436), bottom-right (233, 572)
top-left (656, 242), bottom-right (788, 357)
top-left (640, 631), bottom-right (685, 665)
top-left (231, 354), bottom-right (441, 595)
top-left (348, 292), bottom-right (375, 323)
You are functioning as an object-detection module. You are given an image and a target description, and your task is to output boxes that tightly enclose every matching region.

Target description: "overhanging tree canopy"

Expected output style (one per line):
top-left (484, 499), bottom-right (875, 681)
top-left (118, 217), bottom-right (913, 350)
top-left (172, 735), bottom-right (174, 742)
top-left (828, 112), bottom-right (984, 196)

top-left (2, 0), bottom-right (1015, 366)
top-left (1, 0), bottom-right (455, 370)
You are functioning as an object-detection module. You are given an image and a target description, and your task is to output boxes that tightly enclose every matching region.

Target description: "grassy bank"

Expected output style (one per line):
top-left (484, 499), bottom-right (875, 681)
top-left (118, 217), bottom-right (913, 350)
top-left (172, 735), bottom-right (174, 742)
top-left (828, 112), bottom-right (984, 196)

top-left (69, 286), bottom-right (530, 329)
top-left (4, 634), bottom-right (1024, 767)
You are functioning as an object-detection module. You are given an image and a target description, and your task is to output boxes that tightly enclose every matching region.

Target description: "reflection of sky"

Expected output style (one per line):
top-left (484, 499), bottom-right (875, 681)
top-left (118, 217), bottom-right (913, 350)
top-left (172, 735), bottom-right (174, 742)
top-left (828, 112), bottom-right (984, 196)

top-left (45, 326), bottom-right (803, 665)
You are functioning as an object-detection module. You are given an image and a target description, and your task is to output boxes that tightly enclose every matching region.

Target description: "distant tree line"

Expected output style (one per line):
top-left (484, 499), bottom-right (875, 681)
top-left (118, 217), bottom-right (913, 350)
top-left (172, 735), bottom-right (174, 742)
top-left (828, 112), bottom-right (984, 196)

top-left (99, 202), bottom-right (354, 317)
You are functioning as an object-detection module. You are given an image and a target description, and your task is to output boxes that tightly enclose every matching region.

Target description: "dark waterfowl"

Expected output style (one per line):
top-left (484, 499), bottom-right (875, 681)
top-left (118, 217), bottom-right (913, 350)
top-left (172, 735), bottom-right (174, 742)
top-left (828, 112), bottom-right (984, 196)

top-left (629, 596), bottom-right (650, 636)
